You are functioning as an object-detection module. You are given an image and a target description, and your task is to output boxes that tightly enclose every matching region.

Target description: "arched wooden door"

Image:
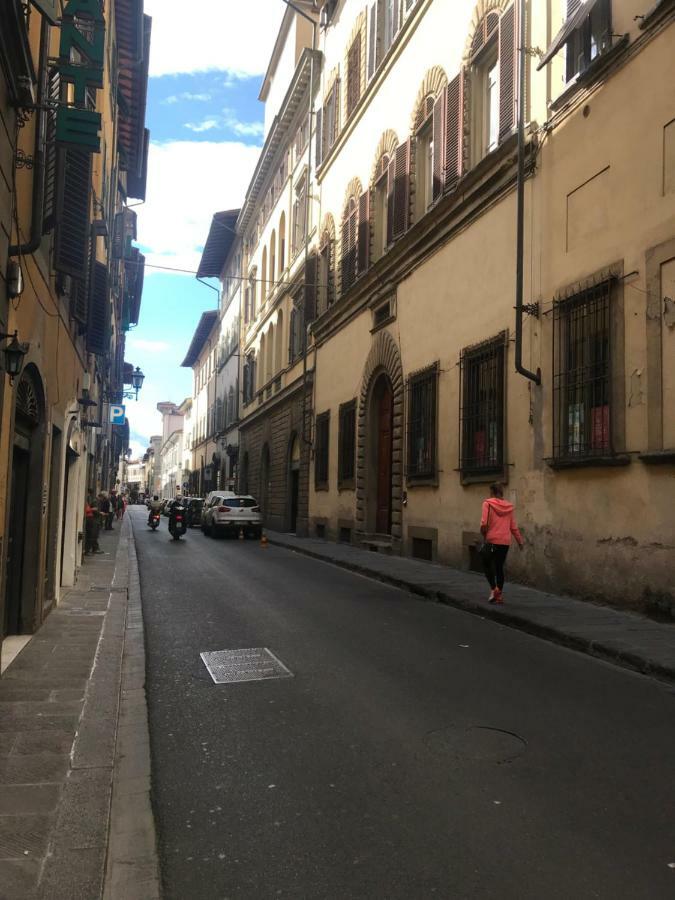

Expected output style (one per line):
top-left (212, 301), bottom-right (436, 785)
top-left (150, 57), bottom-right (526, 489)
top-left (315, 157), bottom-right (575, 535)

top-left (375, 375), bottom-right (393, 535)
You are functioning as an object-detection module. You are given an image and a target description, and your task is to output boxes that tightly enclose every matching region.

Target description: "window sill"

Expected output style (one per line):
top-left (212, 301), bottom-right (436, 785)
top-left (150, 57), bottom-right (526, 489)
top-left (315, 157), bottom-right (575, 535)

top-left (338, 479), bottom-right (355, 492)
top-left (406, 475), bottom-right (438, 488)
top-left (314, 482), bottom-right (329, 492)
top-left (549, 36), bottom-right (630, 113)
top-left (547, 453), bottom-right (631, 470)
top-left (638, 449), bottom-right (675, 465)
top-left (460, 468), bottom-right (507, 486)
top-left (370, 314), bottom-right (396, 334)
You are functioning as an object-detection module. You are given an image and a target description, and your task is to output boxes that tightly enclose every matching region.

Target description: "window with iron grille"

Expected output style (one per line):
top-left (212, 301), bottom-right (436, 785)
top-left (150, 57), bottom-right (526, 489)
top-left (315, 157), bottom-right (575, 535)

top-left (338, 400), bottom-right (356, 487)
top-left (553, 281), bottom-right (611, 460)
top-left (459, 335), bottom-right (505, 476)
top-left (406, 364), bottom-right (438, 481)
top-left (315, 411), bottom-right (330, 489)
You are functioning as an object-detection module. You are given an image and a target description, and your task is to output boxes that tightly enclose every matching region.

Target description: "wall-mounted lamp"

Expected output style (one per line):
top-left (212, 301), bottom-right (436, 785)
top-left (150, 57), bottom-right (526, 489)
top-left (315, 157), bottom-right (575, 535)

top-left (131, 366), bottom-right (145, 397)
top-left (0, 331), bottom-right (28, 381)
top-left (7, 260), bottom-right (23, 299)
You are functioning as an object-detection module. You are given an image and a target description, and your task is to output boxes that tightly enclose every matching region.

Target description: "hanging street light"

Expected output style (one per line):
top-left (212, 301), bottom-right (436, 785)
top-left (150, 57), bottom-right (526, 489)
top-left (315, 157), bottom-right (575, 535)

top-left (0, 331), bottom-right (28, 381)
top-left (131, 366), bottom-right (145, 398)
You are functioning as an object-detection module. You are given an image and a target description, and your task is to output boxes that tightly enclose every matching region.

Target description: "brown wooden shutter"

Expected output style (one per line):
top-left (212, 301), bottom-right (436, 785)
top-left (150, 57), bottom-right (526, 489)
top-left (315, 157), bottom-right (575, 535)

top-left (357, 190), bottom-right (369, 275)
top-left (386, 156), bottom-right (395, 246)
top-left (444, 71), bottom-right (464, 191)
top-left (305, 254), bottom-right (318, 324)
top-left (43, 68), bottom-right (61, 235)
top-left (347, 36), bottom-right (361, 117)
top-left (368, 2), bottom-right (377, 79)
top-left (86, 261), bottom-right (109, 356)
top-left (432, 92), bottom-right (445, 202)
top-left (341, 216), bottom-right (350, 292)
top-left (54, 148), bottom-right (92, 278)
top-left (391, 140), bottom-right (410, 239)
top-left (333, 78), bottom-right (341, 140)
top-left (498, 3), bottom-right (517, 143)
top-left (315, 107), bottom-right (323, 167)
top-left (567, 0), bottom-right (581, 15)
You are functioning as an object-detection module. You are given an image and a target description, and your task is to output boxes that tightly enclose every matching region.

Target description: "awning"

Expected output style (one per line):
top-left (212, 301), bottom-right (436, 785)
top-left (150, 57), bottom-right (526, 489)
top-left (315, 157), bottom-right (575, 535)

top-left (197, 210), bottom-right (239, 279)
top-left (537, 0), bottom-right (600, 70)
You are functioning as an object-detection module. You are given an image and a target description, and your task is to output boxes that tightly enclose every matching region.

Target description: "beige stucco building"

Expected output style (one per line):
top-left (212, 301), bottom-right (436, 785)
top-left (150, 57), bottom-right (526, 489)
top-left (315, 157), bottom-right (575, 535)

top-left (297, 0), bottom-right (675, 612)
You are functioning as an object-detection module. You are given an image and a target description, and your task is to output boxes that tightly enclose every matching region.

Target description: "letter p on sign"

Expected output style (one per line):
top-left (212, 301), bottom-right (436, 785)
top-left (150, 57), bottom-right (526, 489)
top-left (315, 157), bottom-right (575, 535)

top-left (110, 404), bottom-right (126, 425)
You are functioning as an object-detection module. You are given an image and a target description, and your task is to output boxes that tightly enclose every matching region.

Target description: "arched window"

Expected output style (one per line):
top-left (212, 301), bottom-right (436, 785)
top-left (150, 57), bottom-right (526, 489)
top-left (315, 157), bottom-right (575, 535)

top-left (279, 213), bottom-right (286, 273)
top-left (372, 153), bottom-right (390, 262)
top-left (414, 95), bottom-right (437, 219)
top-left (269, 230), bottom-right (276, 292)
top-left (341, 197), bottom-right (358, 292)
top-left (261, 247), bottom-right (268, 301)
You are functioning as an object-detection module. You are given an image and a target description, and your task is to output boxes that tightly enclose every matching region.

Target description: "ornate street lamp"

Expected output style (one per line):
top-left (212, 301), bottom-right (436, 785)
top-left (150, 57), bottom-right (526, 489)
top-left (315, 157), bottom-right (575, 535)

top-left (131, 366), bottom-right (145, 398)
top-left (0, 331), bottom-right (28, 381)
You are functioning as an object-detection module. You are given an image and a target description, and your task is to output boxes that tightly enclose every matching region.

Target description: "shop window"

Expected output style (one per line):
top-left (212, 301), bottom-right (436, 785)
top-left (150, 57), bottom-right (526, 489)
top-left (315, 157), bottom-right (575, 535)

top-left (460, 335), bottom-right (506, 476)
top-left (406, 364), bottom-right (439, 481)
top-left (553, 281), bottom-right (611, 460)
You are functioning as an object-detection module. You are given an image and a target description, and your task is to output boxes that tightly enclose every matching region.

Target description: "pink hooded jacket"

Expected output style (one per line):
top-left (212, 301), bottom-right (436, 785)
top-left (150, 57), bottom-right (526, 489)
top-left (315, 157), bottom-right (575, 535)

top-left (481, 498), bottom-right (523, 547)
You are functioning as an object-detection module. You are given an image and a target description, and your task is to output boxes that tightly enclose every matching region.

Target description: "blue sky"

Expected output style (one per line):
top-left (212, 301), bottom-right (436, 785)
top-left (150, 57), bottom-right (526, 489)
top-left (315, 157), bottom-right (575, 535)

top-left (125, 1), bottom-right (284, 456)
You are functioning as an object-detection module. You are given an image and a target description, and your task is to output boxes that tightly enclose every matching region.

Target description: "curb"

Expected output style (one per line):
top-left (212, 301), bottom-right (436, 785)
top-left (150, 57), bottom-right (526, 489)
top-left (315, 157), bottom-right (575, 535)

top-left (267, 536), bottom-right (675, 684)
top-left (103, 517), bottom-right (161, 900)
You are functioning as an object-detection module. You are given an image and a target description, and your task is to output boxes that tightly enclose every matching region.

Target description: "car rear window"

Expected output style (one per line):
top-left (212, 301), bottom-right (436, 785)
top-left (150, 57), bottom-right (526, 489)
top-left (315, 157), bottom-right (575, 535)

top-left (220, 498), bottom-right (257, 508)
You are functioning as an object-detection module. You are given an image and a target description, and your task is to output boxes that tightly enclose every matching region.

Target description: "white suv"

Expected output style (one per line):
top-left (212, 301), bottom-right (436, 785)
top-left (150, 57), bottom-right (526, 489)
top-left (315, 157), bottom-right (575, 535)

top-left (202, 494), bottom-right (262, 539)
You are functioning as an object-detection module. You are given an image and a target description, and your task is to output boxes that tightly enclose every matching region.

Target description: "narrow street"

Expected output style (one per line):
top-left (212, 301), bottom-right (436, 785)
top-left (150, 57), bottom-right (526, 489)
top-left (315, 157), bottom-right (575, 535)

top-left (132, 508), bottom-right (675, 900)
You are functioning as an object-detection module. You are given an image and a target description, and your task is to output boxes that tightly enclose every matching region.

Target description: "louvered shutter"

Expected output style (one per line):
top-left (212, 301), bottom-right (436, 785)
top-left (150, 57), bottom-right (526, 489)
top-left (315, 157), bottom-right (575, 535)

top-left (333, 78), bottom-right (341, 140)
top-left (315, 107), bottom-right (323, 167)
top-left (444, 71), bottom-right (464, 191)
top-left (71, 234), bottom-right (93, 326)
top-left (54, 148), bottom-right (92, 278)
top-left (87, 261), bottom-right (109, 356)
top-left (391, 140), bottom-right (410, 239)
top-left (347, 36), bottom-right (361, 117)
top-left (43, 68), bottom-right (61, 234)
top-left (386, 156), bottom-right (395, 246)
top-left (305, 254), bottom-right (318, 324)
top-left (567, 0), bottom-right (581, 15)
top-left (368, 3), bottom-right (377, 79)
top-left (393, 0), bottom-right (400, 37)
top-left (357, 190), bottom-right (370, 275)
top-left (498, 3), bottom-right (517, 143)
top-left (432, 93), bottom-right (445, 202)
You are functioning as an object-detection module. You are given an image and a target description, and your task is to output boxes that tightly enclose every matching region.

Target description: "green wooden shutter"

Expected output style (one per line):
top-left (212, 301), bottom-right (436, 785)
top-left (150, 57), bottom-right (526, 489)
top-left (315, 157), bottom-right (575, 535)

top-left (87, 261), bottom-right (109, 356)
top-left (498, 3), bottom-right (517, 143)
top-left (54, 148), bottom-right (92, 278)
top-left (43, 67), bottom-right (62, 235)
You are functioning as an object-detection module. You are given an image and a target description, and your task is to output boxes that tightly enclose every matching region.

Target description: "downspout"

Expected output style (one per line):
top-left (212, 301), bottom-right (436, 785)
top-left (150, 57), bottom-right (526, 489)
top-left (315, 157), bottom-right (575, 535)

top-left (514, 0), bottom-right (541, 385)
top-left (9, 16), bottom-right (50, 257)
top-left (301, 26), bottom-right (316, 448)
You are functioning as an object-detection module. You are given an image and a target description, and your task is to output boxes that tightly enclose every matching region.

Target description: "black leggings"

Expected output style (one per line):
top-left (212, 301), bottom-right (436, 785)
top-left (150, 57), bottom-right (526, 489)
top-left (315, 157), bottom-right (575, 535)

top-left (483, 544), bottom-right (510, 590)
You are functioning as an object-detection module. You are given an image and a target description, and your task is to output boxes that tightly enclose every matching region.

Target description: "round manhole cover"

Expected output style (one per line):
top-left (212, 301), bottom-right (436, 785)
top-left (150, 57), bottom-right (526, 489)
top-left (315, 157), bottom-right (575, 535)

top-left (424, 725), bottom-right (526, 764)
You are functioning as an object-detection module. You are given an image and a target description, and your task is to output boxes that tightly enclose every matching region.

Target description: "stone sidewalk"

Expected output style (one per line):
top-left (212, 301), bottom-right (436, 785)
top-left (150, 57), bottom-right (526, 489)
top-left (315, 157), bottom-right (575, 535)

top-left (0, 517), bottom-right (159, 900)
top-left (267, 531), bottom-right (675, 683)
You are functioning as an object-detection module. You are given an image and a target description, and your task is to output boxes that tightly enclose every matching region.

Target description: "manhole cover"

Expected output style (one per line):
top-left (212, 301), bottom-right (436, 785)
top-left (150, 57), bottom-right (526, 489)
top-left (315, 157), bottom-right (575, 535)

top-left (424, 725), bottom-right (526, 764)
top-left (200, 648), bottom-right (293, 685)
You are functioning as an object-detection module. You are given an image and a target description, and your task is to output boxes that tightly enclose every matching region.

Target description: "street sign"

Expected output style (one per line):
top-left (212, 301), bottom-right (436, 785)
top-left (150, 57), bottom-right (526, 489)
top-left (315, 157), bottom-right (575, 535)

top-left (110, 404), bottom-right (126, 425)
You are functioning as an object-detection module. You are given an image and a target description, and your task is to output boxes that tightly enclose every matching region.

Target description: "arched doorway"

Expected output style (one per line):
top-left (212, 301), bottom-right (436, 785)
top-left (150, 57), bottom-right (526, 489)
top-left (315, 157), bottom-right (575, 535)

top-left (259, 444), bottom-right (271, 521)
top-left (288, 434), bottom-right (301, 533)
top-left (5, 366), bottom-right (46, 637)
top-left (369, 374), bottom-right (394, 535)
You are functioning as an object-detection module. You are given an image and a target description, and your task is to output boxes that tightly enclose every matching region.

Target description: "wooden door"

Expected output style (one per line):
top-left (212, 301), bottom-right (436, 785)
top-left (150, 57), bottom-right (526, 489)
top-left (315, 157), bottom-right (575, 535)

top-left (376, 379), bottom-right (393, 534)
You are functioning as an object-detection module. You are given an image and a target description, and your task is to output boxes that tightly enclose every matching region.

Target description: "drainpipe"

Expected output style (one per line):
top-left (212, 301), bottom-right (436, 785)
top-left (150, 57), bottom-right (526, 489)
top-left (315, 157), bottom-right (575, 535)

top-left (514, 0), bottom-right (541, 385)
top-left (8, 17), bottom-right (50, 257)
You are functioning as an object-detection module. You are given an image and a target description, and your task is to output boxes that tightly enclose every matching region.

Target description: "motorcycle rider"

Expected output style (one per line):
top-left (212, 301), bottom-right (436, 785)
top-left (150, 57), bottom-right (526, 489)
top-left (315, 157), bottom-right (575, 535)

top-left (168, 493), bottom-right (187, 538)
top-left (147, 494), bottom-right (163, 526)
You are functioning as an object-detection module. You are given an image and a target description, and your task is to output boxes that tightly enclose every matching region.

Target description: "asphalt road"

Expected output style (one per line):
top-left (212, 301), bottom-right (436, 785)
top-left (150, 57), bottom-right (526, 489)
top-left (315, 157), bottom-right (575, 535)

top-left (131, 507), bottom-right (675, 900)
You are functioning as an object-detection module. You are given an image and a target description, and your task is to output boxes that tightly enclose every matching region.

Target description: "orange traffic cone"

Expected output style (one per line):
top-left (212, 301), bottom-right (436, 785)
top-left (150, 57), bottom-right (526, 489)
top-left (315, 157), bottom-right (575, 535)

top-left (238, 527), bottom-right (244, 540)
top-left (260, 531), bottom-right (269, 548)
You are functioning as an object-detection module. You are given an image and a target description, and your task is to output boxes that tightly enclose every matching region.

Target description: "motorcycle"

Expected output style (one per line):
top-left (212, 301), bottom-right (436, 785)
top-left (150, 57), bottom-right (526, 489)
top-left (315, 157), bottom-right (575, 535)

top-left (148, 512), bottom-right (161, 530)
top-left (168, 503), bottom-right (187, 541)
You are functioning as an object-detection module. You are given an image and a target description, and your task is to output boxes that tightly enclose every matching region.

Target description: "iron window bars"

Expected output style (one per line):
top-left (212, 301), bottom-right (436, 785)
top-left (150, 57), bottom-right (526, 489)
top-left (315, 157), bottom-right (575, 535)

top-left (338, 400), bottom-right (356, 487)
top-left (553, 279), bottom-right (611, 461)
top-left (406, 363), bottom-right (438, 480)
top-left (459, 334), bottom-right (506, 476)
top-left (315, 411), bottom-right (330, 489)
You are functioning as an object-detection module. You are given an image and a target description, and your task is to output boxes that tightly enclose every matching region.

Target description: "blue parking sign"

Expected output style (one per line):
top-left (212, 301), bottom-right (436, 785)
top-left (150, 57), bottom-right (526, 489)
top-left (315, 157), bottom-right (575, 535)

top-left (110, 404), bottom-right (126, 425)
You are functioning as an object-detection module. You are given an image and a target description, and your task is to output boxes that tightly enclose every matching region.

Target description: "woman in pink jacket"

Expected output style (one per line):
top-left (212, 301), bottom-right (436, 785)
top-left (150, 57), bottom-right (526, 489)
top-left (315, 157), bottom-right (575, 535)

top-left (480, 483), bottom-right (524, 604)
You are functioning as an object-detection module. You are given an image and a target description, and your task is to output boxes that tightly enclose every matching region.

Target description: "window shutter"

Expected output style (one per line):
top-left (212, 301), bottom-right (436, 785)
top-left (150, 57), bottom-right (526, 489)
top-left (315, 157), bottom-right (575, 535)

top-left (393, 0), bottom-right (400, 37)
top-left (54, 148), bottom-right (92, 278)
top-left (315, 107), bottom-right (323, 167)
top-left (71, 234), bottom-right (93, 326)
top-left (43, 68), bottom-right (61, 234)
top-left (444, 71), bottom-right (464, 191)
top-left (432, 92), bottom-right (446, 202)
top-left (498, 3), bottom-right (517, 143)
top-left (357, 190), bottom-right (370, 275)
top-left (567, 0), bottom-right (581, 15)
top-left (386, 155), bottom-right (395, 246)
top-left (368, 3), bottom-right (377, 79)
top-left (86, 261), bottom-right (109, 356)
top-left (333, 78), bottom-right (341, 140)
top-left (305, 254), bottom-right (318, 324)
top-left (376, 0), bottom-right (384, 67)
top-left (392, 139), bottom-right (410, 239)
top-left (347, 36), bottom-right (361, 117)
top-left (341, 216), bottom-right (350, 291)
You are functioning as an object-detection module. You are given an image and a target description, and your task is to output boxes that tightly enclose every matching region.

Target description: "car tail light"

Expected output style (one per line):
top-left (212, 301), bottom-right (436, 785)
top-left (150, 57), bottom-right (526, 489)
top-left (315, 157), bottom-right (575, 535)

top-left (176, 516), bottom-right (183, 522)
top-left (218, 506), bottom-right (231, 512)
top-left (252, 507), bottom-right (260, 513)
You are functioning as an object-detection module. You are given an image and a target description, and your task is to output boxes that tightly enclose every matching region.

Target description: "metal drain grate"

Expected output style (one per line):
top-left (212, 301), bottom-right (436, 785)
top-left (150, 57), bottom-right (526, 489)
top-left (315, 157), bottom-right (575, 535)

top-left (200, 648), bottom-right (293, 685)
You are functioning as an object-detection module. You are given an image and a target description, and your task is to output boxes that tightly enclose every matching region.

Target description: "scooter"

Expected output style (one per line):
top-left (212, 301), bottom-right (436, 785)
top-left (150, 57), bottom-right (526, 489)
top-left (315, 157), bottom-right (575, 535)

top-left (148, 512), bottom-right (161, 531)
top-left (168, 504), bottom-right (187, 541)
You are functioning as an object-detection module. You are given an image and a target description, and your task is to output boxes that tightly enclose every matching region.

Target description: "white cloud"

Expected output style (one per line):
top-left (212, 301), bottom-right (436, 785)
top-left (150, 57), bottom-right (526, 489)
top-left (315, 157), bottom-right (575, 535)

top-left (184, 117), bottom-right (221, 133)
top-left (127, 338), bottom-right (172, 353)
top-left (230, 120), bottom-right (264, 138)
top-left (183, 111), bottom-right (265, 138)
top-left (144, 0), bottom-right (285, 78)
top-left (135, 139), bottom-right (261, 275)
top-left (163, 92), bottom-right (213, 105)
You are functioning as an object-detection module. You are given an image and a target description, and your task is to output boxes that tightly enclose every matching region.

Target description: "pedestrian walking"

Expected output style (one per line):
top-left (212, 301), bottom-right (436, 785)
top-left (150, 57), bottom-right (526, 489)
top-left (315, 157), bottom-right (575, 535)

top-left (99, 492), bottom-right (114, 530)
top-left (84, 496), bottom-right (103, 554)
top-left (479, 482), bottom-right (524, 604)
top-left (116, 492), bottom-right (126, 520)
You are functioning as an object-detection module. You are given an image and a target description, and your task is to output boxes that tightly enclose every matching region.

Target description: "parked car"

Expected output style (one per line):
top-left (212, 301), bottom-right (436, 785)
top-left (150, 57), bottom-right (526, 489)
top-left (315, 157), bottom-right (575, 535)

top-left (184, 497), bottom-right (204, 528)
top-left (202, 494), bottom-right (261, 538)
